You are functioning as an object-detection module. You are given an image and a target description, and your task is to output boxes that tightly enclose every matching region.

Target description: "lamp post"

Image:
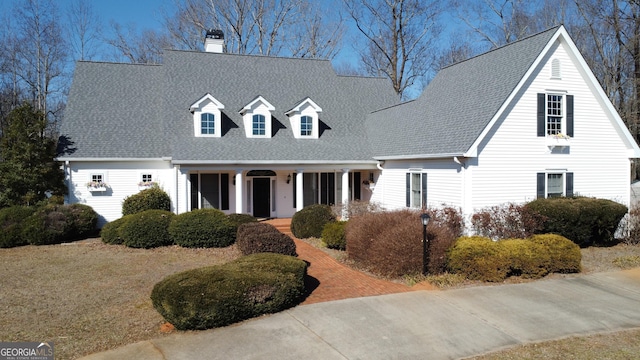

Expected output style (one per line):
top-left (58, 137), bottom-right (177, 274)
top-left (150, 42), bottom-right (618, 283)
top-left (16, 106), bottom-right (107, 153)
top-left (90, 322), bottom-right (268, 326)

top-left (420, 213), bottom-right (431, 275)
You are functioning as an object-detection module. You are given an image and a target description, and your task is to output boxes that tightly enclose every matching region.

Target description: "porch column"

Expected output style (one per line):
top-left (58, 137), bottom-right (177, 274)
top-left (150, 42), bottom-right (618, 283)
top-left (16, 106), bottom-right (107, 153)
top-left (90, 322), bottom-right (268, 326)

top-left (295, 170), bottom-right (304, 212)
top-left (341, 168), bottom-right (350, 220)
top-left (235, 170), bottom-right (244, 214)
top-left (177, 166), bottom-right (188, 214)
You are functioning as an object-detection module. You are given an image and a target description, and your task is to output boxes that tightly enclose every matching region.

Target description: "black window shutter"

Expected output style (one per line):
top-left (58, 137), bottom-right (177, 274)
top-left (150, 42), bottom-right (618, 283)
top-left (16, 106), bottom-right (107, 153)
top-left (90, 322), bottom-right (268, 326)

top-left (537, 93), bottom-right (546, 137)
top-left (405, 173), bottom-right (411, 207)
top-left (421, 174), bottom-right (427, 208)
top-left (566, 95), bottom-right (574, 137)
top-left (566, 172), bottom-right (574, 197)
top-left (537, 173), bottom-right (546, 199)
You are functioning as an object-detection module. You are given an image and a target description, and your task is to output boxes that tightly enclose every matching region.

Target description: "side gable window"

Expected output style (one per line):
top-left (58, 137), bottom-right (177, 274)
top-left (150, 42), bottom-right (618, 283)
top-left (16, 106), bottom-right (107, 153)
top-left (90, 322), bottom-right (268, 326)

top-left (201, 113), bottom-right (215, 135)
top-left (252, 114), bottom-right (266, 136)
top-left (406, 172), bottom-right (427, 208)
top-left (300, 115), bottom-right (313, 136)
top-left (537, 93), bottom-right (574, 137)
top-left (537, 172), bottom-right (573, 198)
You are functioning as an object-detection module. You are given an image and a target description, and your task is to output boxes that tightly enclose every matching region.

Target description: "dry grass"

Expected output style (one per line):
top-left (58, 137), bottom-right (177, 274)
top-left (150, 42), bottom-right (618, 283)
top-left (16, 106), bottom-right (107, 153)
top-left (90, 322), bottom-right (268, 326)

top-left (0, 239), bottom-right (241, 360)
top-left (1, 237), bottom-right (639, 360)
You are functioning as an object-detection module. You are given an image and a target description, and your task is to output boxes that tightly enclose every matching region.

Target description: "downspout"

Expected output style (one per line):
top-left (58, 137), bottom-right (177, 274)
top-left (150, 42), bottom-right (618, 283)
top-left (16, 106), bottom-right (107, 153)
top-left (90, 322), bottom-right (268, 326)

top-left (376, 160), bottom-right (385, 170)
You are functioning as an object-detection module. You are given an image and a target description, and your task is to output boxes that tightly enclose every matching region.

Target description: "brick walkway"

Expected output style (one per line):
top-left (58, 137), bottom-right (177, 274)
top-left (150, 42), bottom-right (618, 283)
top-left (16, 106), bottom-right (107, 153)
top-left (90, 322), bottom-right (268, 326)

top-left (265, 218), bottom-right (436, 305)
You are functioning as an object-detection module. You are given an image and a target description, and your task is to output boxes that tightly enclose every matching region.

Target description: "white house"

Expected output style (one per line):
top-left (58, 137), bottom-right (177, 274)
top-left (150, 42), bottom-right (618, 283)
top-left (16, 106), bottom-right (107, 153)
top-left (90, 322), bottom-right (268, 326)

top-left (59, 26), bottom-right (640, 227)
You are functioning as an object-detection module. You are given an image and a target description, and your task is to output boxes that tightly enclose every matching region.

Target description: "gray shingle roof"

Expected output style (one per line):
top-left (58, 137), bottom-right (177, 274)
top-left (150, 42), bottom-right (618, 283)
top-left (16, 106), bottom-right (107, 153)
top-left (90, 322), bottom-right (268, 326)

top-left (60, 51), bottom-right (399, 163)
top-left (366, 26), bottom-right (560, 158)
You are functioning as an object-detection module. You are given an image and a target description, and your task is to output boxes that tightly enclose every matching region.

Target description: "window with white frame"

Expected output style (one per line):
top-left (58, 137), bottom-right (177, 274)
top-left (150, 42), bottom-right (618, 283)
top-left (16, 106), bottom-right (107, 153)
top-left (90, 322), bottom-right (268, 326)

top-left (141, 173), bottom-right (153, 183)
top-left (252, 114), bottom-right (266, 136)
top-left (91, 174), bottom-right (104, 184)
top-left (546, 94), bottom-right (563, 135)
top-left (201, 113), bottom-right (215, 135)
top-left (300, 115), bottom-right (313, 136)
top-left (406, 172), bottom-right (427, 208)
top-left (537, 171), bottom-right (573, 198)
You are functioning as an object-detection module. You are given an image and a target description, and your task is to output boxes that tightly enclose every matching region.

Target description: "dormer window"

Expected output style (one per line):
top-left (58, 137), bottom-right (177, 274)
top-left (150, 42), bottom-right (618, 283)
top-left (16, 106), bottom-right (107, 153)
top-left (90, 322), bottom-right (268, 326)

top-left (240, 96), bottom-right (274, 138)
top-left (190, 94), bottom-right (225, 137)
top-left (286, 97), bottom-right (322, 139)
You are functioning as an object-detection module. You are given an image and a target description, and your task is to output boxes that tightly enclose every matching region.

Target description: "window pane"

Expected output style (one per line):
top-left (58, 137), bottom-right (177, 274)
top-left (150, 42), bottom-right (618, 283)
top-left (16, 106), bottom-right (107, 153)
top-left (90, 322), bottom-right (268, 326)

top-left (201, 113), bottom-right (215, 134)
top-left (546, 95), bottom-right (563, 135)
top-left (253, 114), bottom-right (265, 135)
top-left (301, 115), bottom-right (312, 136)
top-left (547, 173), bottom-right (563, 197)
top-left (411, 173), bottom-right (421, 208)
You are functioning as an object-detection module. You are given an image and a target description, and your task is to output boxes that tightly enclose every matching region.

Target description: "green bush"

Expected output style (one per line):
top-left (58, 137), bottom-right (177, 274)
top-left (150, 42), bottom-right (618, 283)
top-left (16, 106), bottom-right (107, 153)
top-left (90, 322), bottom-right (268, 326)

top-left (67, 203), bottom-right (98, 239)
top-left (321, 221), bottom-right (347, 250)
top-left (100, 216), bottom-right (130, 245)
top-left (0, 206), bottom-right (35, 248)
top-left (447, 234), bottom-right (580, 282)
top-left (236, 222), bottom-right (297, 256)
top-left (291, 204), bottom-right (336, 238)
top-left (120, 210), bottom-right (174, 248)
top-left (530, 234), bottom-right (581, 273)
top-left (122, 186), bottom-right (171, 216)
top-left (169, 209), bottom-right (236, 248)
top-left (22, 204), bottom-right (76, 245)
top-left (346, 209), bottom-right (457, 277)
top-left (446, 236), bottom-right (509, 282)
top-left (227, 213), bottom-right (258, 233)
top-left (525, 197), bottom-right (627, 246)
top-left (150, 253), bottom-right (307, 330)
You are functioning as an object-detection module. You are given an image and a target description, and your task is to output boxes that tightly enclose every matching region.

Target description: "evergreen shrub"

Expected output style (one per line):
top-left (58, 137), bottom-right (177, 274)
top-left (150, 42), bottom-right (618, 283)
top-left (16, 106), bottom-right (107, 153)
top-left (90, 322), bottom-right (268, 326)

top-left (150, 253), bottom-right (307, 330)
top-left (120, 210), bottom-right (174, 248)
top-left (0, 206), bottom-right (35, 248)
top-left (525, 197), bottom-right (627, 246)
top-left (529, 234), bottom-right (581, 273)
top-left (122, 186), bottom-right (171, 216)
top-left (67, 203), bottom-right (98, 239)
top-left (321, 221), bottom-right (347, 250)
top-left (100, 216), bottom-right (129, 245)
top-left (227, 213), bottom-right (258, 233)
top-left (291, 204), bottom-right (336, 238)
top-left (22, 204), bottom-right (76, 245)
top-left (169, 209), bottom-right (236, 248)
top-left (236, 222), bottom-right (296, 256)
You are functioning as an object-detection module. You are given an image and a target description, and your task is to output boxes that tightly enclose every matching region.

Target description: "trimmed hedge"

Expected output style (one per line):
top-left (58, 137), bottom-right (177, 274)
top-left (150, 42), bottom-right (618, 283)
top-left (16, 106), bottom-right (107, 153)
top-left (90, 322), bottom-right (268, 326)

top-left (150, 253), bottom-right (307, 330)
top-left (21, 204), bottom-right (99, 245)
top-left (236, 222), bottom-right (297, 256)
top-left (321, 221), bottom-right (347, 250)
top-left (67, 203), bottom-right (99, 239)
top-left (0, 206), bottom-right (36, 248)
top-left (122, 186), bottom-right (171, 216)
top-left (227, 213), bottom-right (258, 233)
top-left (169, 209), bottom-right (236, 248)
top-left (100, 216), bottom-right (129, 245)
top-left (291, 204), bottom-right (336, 239)
top-left (120, 210), bottom-right (174, 248)
top-left (525, 197), bottom-right (627, 246)
top-left (447, 234), bottom-right (581, 282)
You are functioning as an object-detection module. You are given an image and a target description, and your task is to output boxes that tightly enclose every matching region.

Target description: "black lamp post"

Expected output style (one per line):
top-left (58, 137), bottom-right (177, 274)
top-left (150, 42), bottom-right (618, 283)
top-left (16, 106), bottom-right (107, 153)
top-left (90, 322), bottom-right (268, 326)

top-left (420, 213), bottom-right (431, 275)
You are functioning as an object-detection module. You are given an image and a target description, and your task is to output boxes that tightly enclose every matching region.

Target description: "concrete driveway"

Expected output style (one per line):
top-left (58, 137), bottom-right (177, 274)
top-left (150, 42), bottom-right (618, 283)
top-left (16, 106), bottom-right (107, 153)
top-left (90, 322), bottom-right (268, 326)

top-left (81, 268), bottom-right (640, 360)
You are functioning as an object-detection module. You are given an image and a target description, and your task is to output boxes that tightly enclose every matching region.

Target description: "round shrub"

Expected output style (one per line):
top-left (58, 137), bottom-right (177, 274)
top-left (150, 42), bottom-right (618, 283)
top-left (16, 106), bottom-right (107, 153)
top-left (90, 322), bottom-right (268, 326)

top-left (67, 203), bottom-right (98, 239)
top-left (227, 213), bottom-right (258, 233)
top-left (169, 209), bottom-right (236, 248)
top-left (236, 222), bottom-right (297, 256)
top-left (0, 206), bottom-right (35, 248)
top-left (150, 253), bottom-right (307, 330)
top-left (22, 204), bottom-right (76, 245)
top-left (530, 234), bottom-right (581, 273)
top-left (499, 239), bottom-right (550, 279)
top-left (525, 197), bottom-right (627, 246)
top-left (321, 221), bottom-right (347, 250)
top-left (122, 186), bottom-right (171, 216)
top-left (120, 210), bottom-right (174, 248)
top-left (447, 236), bottom-right (509, 282)
top-left (100, 216), bottom-right (130, 245)
top-left (291, 204), bottom-right (336, 239)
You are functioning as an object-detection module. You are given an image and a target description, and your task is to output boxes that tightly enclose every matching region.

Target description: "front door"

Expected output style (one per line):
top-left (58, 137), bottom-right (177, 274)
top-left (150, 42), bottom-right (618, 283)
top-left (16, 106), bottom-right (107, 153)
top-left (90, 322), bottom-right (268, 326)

top-left (253, 178), bottom-right (271, 218)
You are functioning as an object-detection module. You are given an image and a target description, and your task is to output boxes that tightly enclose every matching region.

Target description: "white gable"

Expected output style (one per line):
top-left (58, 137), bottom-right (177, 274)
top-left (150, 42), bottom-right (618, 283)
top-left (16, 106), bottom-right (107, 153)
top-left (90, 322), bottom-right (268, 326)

top-left (190, 94), bottom-right (225, 138)
top-left (239, 96), bottom-right (275, 138)
top-left (286, 97), bottom-right (322, 139)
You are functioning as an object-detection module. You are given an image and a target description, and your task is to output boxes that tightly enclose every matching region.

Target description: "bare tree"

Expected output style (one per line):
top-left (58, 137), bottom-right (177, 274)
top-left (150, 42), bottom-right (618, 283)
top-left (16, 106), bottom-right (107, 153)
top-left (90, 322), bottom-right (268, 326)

top-left (161, 0), bottom-right (342, 58)
top-left (343, 0), bottom-right (442, 98)
top-left (106, 22), bottom-right (172, 64)
top-left (67, 0), bottom-right (103, 61)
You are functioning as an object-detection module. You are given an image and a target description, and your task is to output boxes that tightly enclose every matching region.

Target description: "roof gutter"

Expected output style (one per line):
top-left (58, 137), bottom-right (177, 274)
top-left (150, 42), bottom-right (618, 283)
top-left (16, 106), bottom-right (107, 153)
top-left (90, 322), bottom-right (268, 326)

top-left (373, 153), bottom-right (467, 161)
top-left (55, 157), bottom-right (172, 162)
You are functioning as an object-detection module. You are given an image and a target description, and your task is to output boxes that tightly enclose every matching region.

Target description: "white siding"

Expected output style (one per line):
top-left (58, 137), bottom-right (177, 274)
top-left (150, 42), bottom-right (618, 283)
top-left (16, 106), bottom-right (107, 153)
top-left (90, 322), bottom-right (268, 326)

top-left (471, 39), bottom-right (632, 210)
top-left (66, 160), bottom-right (174, 227)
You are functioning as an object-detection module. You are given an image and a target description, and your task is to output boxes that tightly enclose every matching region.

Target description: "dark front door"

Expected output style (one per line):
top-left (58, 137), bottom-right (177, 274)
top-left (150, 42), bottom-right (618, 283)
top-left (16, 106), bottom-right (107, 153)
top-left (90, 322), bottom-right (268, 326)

top-left (253, 178), bottom-right (271, 218)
